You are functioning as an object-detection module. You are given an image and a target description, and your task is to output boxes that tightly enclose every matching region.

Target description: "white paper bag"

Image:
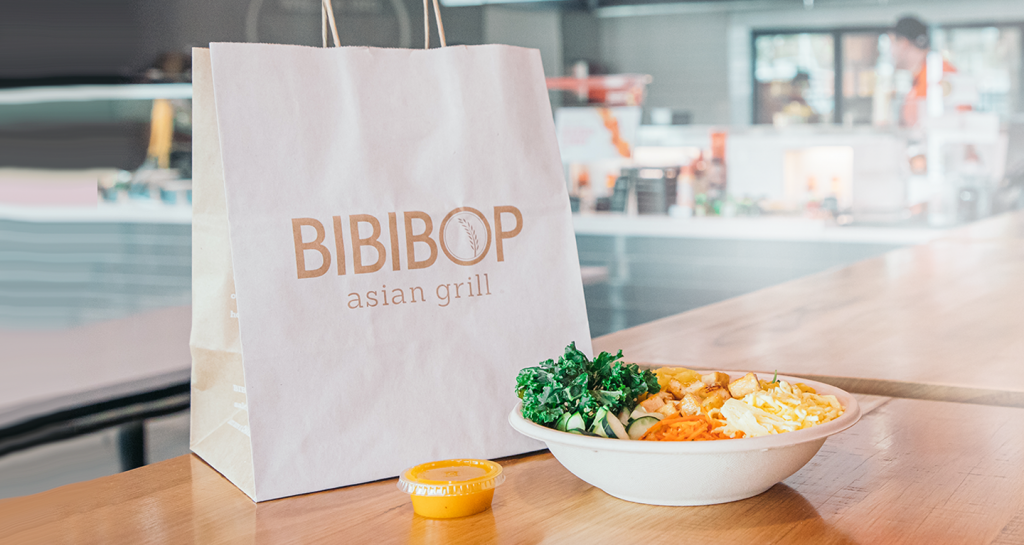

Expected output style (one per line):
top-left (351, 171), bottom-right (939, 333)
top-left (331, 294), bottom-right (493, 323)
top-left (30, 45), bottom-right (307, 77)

top-left (190, 41), bottom-right (592, 501)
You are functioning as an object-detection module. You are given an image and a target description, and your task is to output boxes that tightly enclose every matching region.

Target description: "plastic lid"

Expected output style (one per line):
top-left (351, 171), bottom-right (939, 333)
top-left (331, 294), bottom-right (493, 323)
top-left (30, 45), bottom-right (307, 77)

top-left (397, 459), bottom-right (505, 497)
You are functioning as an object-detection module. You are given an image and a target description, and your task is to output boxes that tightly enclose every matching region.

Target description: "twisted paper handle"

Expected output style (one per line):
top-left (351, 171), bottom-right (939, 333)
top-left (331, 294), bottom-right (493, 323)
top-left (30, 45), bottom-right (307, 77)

top-left (424, 0), bottom-right (447, 48)
top-left (322, 0), bottom-right (340, 48)
top-left (320, 0), bottom-right (445, 49)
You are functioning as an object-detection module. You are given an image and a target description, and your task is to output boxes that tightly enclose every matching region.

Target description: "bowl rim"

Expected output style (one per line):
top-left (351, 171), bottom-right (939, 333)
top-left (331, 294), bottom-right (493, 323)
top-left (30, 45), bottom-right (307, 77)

top-left (508, 371), bottom-right (861, 454)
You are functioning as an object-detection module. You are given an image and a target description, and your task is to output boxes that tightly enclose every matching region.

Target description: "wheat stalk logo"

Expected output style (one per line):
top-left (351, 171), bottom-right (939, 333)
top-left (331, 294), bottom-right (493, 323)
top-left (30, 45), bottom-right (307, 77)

top-left (457, 217), bottom-right (480, 257)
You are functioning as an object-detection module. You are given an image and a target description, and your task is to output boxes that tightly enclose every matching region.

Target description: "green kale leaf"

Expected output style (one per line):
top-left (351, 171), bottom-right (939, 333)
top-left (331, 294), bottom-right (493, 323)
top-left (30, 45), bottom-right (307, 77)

top-left (515, 342), bottom-right (659, 429)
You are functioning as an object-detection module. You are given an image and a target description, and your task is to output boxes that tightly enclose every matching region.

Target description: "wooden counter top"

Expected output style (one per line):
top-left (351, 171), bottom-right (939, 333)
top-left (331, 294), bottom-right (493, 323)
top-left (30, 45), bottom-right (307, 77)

top-left (4, 211), bottom-right (1024, 543)
top-left (595, 212), bottom-right (1024, 405)
top-left (3, 394), bottom-right (1023, 544)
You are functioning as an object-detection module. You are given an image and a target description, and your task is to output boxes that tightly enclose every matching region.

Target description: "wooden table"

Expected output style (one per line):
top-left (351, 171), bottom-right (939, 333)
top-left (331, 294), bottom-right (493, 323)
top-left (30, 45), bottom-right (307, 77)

top-left (4, 211), bottom-right (1024, 544)
top-left (3, 394), bottom-right (1024, 544)
top-left (595, 211), bottom-right (1024, 406)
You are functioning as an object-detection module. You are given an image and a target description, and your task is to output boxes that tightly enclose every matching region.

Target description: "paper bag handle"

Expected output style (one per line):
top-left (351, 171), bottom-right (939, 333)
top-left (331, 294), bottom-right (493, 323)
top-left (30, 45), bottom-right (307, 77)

top-left (321, 0), bottom-right (341, 48)
top-left (423, 0), bottom-right (447, 48)
top-left (320, 0), bottom-right (446, 49)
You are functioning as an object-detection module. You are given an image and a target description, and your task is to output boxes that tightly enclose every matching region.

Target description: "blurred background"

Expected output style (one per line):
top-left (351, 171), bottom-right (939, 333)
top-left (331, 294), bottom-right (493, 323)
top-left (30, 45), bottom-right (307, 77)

top-left (2, 0), bottom-right (1022, 498)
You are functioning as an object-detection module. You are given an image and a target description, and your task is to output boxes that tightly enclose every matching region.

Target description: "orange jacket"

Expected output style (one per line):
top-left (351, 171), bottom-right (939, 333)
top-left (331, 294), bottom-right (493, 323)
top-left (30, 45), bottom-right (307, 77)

top-left (902, 59), bottom-right (957, 126)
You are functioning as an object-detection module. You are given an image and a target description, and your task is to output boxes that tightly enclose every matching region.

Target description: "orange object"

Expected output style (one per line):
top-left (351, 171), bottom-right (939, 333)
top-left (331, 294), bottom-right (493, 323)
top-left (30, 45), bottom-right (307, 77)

top-left (903, 59), bottom-right (958, 126)
top-left (577, 168), bottom-right (590, 187)
top-left (398, 459), bottom-right (505, 519)
top-left (597, 108), bottom-right (631, 158)
top-left (545, 74), bottom-right (651, 106)
top-left (147, 98), bottom-right (175, 169)
top-left (710, 131), bottom-right (727, 161)
top-left (640, 414), bottom-right (735, 441)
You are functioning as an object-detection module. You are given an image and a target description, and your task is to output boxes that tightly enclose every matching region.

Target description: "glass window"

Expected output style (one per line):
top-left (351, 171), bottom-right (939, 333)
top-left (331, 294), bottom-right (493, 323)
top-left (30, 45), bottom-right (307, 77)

top-left (841, 32), bottom-right (887, 125)
top-left (753, 24), bottom-right (1024, 125)
top-left (932, 26), bottom-right (1022, 116)
top-left (754, 33), bottom-right (835, 125)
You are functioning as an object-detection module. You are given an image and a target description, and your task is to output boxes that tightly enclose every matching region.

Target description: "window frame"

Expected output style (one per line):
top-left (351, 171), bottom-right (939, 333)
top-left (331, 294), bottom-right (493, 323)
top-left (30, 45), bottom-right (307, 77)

top-left (751, 26), bottom-right (889, 126)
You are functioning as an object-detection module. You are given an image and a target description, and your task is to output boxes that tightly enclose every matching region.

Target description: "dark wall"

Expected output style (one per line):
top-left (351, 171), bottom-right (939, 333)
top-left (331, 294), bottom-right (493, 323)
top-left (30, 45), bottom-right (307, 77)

top-left (561, 9), bottom-right (600, 72)
top-left (0, 0), bottom-right (485, 169)
top-left (0, 0), bottom-right (485, 81)
top-left (1, 1), bottom-right (157, 79)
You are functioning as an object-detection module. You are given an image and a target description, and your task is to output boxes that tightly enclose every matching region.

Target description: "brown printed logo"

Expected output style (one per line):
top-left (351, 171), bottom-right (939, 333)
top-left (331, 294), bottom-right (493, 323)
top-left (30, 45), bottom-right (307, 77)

top-left (290, 205), bottom-right (522, 279)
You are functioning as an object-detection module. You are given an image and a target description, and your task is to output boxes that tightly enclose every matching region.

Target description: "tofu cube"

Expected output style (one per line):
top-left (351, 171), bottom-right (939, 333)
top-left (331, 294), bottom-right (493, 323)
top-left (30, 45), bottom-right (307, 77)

top-left (678, 393), bottom-right (702, 416)
top-left (701, 387), bottom-right (731, 411)
top-left (728, 372), bottom-right (762, 399)
top-left (684, 381), bottom-right (706, 395)
top-left (640, 395), bottom-right (665, 412)
top-left (656, 401), bottom-right (679, 418)
top-left (701, 372), bottom-right (730, 389)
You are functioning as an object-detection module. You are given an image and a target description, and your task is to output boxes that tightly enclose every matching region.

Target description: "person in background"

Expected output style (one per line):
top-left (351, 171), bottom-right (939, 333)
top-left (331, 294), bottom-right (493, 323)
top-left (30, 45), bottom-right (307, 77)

top-left (890, 15), bottom-right (957, 127)
top-left (781, 72), bottom-right (819, 123)
top-left (768, 71), bottom-right (820, 126)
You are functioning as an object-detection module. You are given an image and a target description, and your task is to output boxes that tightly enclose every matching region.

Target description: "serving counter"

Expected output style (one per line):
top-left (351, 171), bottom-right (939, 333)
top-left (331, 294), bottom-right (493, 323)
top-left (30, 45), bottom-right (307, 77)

top-left (2, 211), bottom-right (1022, 544)
top-left (0, 200), bottom-right (193, 472)
top-left (573, 213), bottom-right (942, 245)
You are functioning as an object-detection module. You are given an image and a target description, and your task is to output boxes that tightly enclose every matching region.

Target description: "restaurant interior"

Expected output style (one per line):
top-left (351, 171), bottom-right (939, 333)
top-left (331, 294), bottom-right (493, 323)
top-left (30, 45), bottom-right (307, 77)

top-left (2, 0), bottom-right (1024, 541)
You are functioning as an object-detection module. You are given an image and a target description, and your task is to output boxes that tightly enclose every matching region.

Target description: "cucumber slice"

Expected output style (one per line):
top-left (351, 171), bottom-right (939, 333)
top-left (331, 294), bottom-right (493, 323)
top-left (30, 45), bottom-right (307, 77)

top-left (565, 413), bottom-right (585, 432)
top-left (629, 407), bottom-right (648, 421)
top-left (604, 411), bottom-right (630, 440)
top-left (589, 408), bottom-right (610, 437)
top-left (627, 416), bottom-right (661, 440)
top-left (555, 412), bottom-right (572, 432)
top-left (588, 408), bottom-right (628, 440)
top-left (629, 407), bottom-right (664, 423)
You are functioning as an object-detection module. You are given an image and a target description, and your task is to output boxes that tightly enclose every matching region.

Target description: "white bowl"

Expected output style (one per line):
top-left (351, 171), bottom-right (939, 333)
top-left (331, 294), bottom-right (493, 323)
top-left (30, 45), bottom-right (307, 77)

top-left (508, 372), bottom-right (861, 506)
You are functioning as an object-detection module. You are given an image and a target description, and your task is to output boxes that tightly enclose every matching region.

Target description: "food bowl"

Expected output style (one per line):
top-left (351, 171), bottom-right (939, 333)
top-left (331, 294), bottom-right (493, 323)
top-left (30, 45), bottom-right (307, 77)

top-left (508, 372), bottom-right (861, 506)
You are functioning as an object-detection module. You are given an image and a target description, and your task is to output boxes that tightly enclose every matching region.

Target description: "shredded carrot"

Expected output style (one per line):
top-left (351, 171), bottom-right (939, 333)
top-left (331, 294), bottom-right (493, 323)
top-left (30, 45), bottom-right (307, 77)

top-left (639, 414), bottom-right (735, 441)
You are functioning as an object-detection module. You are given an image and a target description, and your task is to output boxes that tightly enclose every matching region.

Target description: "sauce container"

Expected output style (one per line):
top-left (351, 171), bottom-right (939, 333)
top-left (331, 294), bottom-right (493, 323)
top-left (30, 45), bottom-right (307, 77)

top-left (397, 459), bottom-right (505, 518)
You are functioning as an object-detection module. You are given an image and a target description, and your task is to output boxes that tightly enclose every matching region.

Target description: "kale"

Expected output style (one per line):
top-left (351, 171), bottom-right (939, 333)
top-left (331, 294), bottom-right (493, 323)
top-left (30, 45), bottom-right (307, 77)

top-left (515, 342), bottom-right (660, 429)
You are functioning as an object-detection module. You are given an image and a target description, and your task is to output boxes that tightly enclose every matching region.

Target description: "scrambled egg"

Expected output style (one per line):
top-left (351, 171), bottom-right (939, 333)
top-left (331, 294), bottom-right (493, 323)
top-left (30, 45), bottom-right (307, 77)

top-left (715, 381), bottom-right (844, 438)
